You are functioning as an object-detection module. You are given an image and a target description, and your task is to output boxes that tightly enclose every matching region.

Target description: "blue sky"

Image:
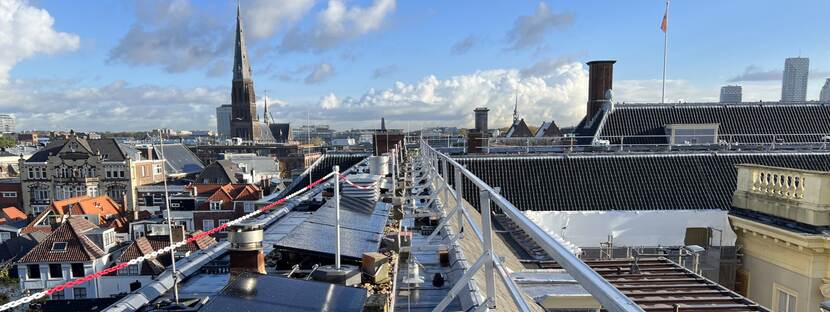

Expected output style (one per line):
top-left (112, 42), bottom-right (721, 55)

top-left (4, 0), bottom-right (830, 131)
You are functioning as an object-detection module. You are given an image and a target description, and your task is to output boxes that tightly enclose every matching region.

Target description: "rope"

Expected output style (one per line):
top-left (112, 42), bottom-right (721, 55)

top-left (0, 172), bottom-right (335, 312)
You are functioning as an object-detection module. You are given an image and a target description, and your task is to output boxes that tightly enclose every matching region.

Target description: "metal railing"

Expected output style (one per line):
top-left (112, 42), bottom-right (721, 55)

top-left (418, 140), bottom-right (643, 312)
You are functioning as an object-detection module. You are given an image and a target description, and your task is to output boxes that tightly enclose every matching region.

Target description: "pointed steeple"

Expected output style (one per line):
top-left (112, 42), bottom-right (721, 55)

top-left (263, 90), bottom-right (270, 124)
top-left (512, 91), bottom-right (519, 124)
top-left (233, 2), bottom-right (252, 81)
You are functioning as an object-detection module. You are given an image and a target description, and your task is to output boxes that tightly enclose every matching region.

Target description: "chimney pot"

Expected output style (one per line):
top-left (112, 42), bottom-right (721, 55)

top-left (586, 60), bottom-right (616, 120)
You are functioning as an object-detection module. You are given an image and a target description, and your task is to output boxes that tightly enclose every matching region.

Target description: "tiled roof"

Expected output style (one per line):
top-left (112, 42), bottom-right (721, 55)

top-left (451, 152), bottom-right (830, 212)
top-left (505, 119), bottom-right (534, 138)
top-left (188, 183), bottom-right (261, 209)
top-left (18, 217), bottom-right (106, 263)
top-left (24, 195), bottom-right (128, 233)
top-left (118, 232), bottom-right (216, 274)
top-left (0, 207), bottom-right (26, 222)
top-left (590, 103), bottom-right (830, 144)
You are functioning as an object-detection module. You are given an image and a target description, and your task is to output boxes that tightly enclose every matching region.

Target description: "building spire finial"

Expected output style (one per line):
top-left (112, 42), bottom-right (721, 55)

top-left (513, 90), bottom-right (519, 124)
top-left (233, 0), bottom-right (252, 81)
top-left (263, 89), bottom-right (270, 124)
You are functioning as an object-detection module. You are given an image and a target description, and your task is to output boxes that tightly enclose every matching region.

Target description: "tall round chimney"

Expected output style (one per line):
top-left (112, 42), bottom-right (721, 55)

top-left (474, 107), bottom-right (489, 133)
top-left (586, 60), bottom-right (616, 119)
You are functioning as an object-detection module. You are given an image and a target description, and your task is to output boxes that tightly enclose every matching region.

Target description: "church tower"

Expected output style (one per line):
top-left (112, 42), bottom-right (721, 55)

top-left (230, 3), bottom-right (261, 141)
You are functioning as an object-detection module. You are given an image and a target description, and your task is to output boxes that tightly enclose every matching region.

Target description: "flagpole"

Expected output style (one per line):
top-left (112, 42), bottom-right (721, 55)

top-left (661, 0), bottom-right (669, 104)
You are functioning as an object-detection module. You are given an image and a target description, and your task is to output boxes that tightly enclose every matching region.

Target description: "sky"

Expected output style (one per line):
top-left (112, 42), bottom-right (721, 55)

top-left (3, 0), bottom-right (830, 132)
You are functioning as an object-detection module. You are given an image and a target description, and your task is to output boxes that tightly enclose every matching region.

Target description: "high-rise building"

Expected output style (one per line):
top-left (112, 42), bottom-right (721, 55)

top-left (781, 57), bottom-right (809, 102)
top-left (820, 79), bottom-right (830, 102)
top-left (719, 85), bottom-right (742, 103)
top-left (0, 114), bottom-right (14, 133)
top-left (216, 105), bottom-right (232, 138)
top-left (229, 4), bottom-right (261, 141)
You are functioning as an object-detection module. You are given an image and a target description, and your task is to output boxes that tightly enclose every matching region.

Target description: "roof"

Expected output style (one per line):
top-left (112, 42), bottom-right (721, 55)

top-left (0, 207), bottom-right (26, 222)
top-left (196, 160), bottom-right (241, 183)
top-left (0, 232), bottom-right (46, 262)
top-left (586, 102), bottom-right (830, 144)
top-left (224, 155), bottom-right (278, 175)
top-left (18, 217), bottom-right (106, 263)
top-left (118, 233), bottom-right (216, 275)
top-left (154, 144), bottom-right (204, 174)
top-left (280, 154), bottom-right (366, 196)
top-left (535, 121), bottom-right (562, 138)
top-left (268, 123), bottom-right (291, 143)
top-left (26, 137), bottom-right (135, 162)
top-left (534, 257), bottom-right (767, 311)
top-left (505, 119), bottom-right (534, 138)
top-left (24, 195), bottom-right (127, 233)
top-left (200, 273), bottom-right (367, 312)
top-left (452, 152), bottom-right (830, 211)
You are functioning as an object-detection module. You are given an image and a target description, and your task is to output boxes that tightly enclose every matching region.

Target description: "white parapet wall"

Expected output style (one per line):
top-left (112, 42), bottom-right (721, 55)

top-left (524, 209), bottom-right (737, 248)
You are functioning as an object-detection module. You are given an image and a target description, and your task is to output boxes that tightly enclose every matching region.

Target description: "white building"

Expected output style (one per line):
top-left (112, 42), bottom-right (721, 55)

top-left (719, 85), bottom-right (742, 103)
top-left (0, 114), bottom-right (15, 133)
top-left (781, 57), bottom-right (809, 102)
top-left (216, 104), bottom-right (232, 139)
top-left (820, 78), bottom-right (830, 102)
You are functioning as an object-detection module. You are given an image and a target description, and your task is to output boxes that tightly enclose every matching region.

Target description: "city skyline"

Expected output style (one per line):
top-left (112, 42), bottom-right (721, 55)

top-left (3, 0), bottom-right (830, 132)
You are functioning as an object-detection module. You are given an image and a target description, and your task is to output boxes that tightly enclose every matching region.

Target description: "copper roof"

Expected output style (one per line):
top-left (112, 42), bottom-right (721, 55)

top-left (18, 217), bottom-right (106, 263)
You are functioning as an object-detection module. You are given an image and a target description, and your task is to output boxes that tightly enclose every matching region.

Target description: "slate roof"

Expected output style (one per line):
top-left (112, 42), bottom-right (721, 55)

top-left (154, 144), bottom-right (204, 174)
top-left (535, 121), bottom-right (562, 138)
top-left (583, 103), bottom-right (830, 144)
top-left (450, 152), bottom-right (830, 212)
top-left (0, 232), bottom-right (46, 262)
top-left (18, 217), bottom-right (106, 263)
top-left (268, 123), bottom-right (292, 143)
top-left (505, 119), bottom-right (534, 138)
top-left (26, 137), bottom-right (136, 162)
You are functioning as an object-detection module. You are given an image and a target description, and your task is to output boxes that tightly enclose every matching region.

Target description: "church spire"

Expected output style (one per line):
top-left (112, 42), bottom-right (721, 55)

top-left (233, 2), bottom-right (252, 81)
top-left (512, 91), bottom-right (519, 124)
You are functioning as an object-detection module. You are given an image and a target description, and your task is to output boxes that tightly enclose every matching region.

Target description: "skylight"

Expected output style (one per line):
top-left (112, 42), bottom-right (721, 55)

top-left (51, 242), bottom-right (68, 252)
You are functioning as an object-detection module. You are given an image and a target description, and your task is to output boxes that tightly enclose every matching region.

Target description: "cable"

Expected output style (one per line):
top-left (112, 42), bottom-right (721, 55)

top-left (0, 172), bottom-right (336, 312)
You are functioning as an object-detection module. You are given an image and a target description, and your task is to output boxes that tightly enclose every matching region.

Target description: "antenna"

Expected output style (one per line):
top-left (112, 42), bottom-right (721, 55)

top-left (156, 133), bottom-right (179, 304)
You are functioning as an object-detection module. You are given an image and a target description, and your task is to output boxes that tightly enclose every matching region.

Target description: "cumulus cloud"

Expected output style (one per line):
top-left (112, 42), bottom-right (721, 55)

top-left (109, 0), bottom-right (229, 74)
top-left (309, 60), bottom-right (589, 129)
top-left (372, 65), bottom-right (398, 79)
top-left (0, 0), bottom-right (80, 83)
top-left (304, 63), bottom-right (335, 84)
top-left (280, 0), bottom-right (396, 53)
top-left (451, 35), bottom-right (478, 55)
top-left (244, 0), bottom-right (316, 40)
top-left (505, 2), bottom-right (572, 51)
top-left (0, 79), bottom-right (225, 131)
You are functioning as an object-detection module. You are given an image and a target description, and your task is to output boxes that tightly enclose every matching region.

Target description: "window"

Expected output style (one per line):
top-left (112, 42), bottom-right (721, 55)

top-left (2, 192), bottom-right (17, 198)
top-left (0, 232), bottom-right (10, 244)
top-left (154, 164), bottom-right (162, 174)
top-left (775, 286), bottom-right (797, 312)
top-left (666, 124), bottom-right (719, 145)
top-left (243, 202), bottom-right (254, 212)
top-left (28, 167), bottom-right (34, 179)
top-left (219, 219), bottom-right (229, 225)
top-left (170, 203), bottom-right (180, 208)
top-left (72, 287), bottom-right (87, 299)
top-left (203, 219), bottom-right (214, 230)
top-left (119, 170), bottom-right (125, 178)
top-left (71, 263), bottom-right (85, 277)
top-left (125, 264), bottom-right (139, 275)
top-left (87, 186), bottom-right (98, 197)
top-left (140, 166), bottom-right (146, 177)
top-left (51, 290), bottom-right (65, 300)
top-left (27, 264), bottom-right (40, 279)
top-left (49, 264), bottom-right (62, 279)
top-left (33, 188), bottom-right (48, 201)
top-left (51, 242), bottom-right (68, 252)
top-left (209, 201), bottom-right (222, 211)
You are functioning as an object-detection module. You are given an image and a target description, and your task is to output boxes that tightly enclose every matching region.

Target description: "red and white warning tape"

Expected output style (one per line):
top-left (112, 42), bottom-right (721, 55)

top-left (0, 172), bottom-right (336, 312)
top-left (338, 174), bottom-right (376, 190)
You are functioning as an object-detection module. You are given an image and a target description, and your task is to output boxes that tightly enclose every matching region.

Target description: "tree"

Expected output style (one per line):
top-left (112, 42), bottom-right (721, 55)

top-left (0, 136), bottom-right (15, 149)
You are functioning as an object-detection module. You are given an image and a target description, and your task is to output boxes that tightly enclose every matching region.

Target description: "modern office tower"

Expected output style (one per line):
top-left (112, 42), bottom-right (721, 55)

top-left (720, 85), bottom-right (742, 103)
top-left (781, 57), bottom-right (809, 102)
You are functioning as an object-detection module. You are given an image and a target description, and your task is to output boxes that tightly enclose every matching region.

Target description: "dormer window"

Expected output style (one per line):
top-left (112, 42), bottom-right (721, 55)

top-left (51, 242), bottom-right (68, 252)
top-left (210, 201), bottom-right (223, 210)
top-left (665, 124), bottom-right (719, 145)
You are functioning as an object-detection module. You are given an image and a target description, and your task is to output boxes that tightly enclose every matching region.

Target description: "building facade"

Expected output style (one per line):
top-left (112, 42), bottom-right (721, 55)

top-left (730, 164), bottom-right (830, 311)
top-left (820, 79), bottom-right (830, 102)
top-left (0, 114), bottom-right (14, 133)
top-left (216, 104), bottom-right (232, 139)
top-left (720, 85), bottom-right (743, 103)
top-left (781, 57), bottom-right (809, 102)
top-left (19, 135), bottom-right (165, 214)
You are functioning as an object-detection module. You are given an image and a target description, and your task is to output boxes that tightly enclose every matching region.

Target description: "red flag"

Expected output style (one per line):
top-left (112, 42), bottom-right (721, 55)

top-left (660, 8), bottom-right (668, 32)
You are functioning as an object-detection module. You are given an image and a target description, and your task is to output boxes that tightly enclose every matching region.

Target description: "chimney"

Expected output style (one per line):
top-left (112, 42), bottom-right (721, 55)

top-left (473, 107), bottom-right (489, 133)
top-left (227, 222), bottom-right (266, 277)
top-left (586, 60), bottom-right (616, 120)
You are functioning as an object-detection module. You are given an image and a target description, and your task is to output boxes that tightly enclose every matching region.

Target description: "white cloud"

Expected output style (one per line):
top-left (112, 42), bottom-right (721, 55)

top-left (308, 60), bottom-right (589, 129)
top-left (305, 63), bottom-right (335, 84)
top-left (0, 0), bottom-right (80, 83)
top-left (319, 92), bottom-right (340, 109)
top-left (244, 0), bottom-right (316, 40)
top-left (280, 0), bottom-right (396, 53)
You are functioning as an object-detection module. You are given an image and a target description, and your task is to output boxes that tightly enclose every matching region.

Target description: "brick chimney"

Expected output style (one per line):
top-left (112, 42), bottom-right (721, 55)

top-left (586, 60), bottom-right (616, 120)
top-left (227, 222), bottom-right (266, 277)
